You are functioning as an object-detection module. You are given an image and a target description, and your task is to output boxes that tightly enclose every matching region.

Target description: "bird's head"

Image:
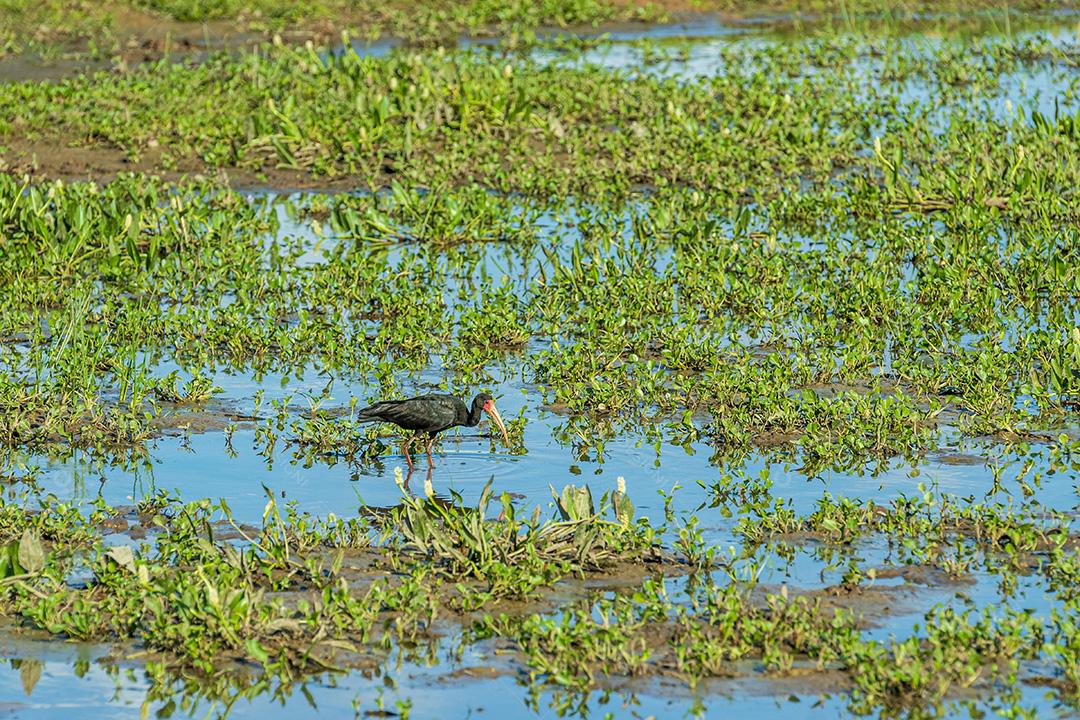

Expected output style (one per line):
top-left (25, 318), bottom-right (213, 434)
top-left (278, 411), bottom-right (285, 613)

top-left (473, 393), bottom-right (509, 445)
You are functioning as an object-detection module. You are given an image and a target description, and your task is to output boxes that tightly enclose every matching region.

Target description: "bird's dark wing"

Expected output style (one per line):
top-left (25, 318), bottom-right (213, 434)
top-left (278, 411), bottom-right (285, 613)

top-left (357, 394), bottom-right (461, 433)
top-left (357, 400), bottom-right (403, 421)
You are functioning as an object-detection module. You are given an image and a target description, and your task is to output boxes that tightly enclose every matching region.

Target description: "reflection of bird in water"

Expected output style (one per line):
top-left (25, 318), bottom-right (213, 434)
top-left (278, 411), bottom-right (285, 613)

top-left (357, 392), bottom-right (509, 471)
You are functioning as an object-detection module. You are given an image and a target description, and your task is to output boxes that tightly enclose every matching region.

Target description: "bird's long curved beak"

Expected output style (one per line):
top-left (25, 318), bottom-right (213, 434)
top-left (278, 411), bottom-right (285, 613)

top-left (484, 404), bottom-right (510, 445)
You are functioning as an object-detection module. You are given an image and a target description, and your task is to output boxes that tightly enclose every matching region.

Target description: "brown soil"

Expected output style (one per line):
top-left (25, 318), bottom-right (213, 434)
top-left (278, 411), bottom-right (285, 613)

top-left (0, 138), bottom-right (375, 194)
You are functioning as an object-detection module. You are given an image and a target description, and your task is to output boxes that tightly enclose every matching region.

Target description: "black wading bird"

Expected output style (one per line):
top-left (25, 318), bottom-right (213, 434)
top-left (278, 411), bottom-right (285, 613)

top-left (357, 393), bottom-right (510, 470)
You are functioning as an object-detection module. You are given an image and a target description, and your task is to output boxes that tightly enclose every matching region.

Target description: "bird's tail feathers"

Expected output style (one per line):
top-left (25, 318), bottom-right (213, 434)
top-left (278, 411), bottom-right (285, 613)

top-left (356, 400), bottom-right (399, 421)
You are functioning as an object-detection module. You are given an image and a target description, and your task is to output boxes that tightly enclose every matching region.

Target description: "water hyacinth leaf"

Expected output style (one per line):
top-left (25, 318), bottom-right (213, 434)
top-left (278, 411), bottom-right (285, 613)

top-left (16, 530), bottom-right (44, 574)
top-left (552, 484), bottom-right (594, 521)
top-left (246, 638), bottom-right (271, 665)
top-left (0, 542), bottom-right (24, 579)
top-left (105, 545), bottom-right (136, 572)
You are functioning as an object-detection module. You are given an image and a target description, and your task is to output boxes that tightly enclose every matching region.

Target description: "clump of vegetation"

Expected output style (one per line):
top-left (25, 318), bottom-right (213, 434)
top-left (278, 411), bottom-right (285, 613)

top-left (0, 482), bottom-right (658, 673)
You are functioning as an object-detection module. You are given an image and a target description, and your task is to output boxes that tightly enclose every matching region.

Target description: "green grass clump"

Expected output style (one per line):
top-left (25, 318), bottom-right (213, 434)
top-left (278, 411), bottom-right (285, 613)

top-left (0, 482), bottom-right (658, 673)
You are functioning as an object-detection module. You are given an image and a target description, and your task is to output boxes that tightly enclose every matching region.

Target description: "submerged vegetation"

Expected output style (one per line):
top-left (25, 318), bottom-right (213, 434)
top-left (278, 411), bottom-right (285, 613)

top-left (0, 0), bottom-right (1077, 718)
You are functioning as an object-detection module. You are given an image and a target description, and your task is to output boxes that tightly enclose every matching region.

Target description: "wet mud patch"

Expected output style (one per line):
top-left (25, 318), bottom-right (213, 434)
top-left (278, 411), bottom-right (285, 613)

top-left (0, 138), bottom-right (387, 192)
top-left (151, 409), bottom-right (259, 436)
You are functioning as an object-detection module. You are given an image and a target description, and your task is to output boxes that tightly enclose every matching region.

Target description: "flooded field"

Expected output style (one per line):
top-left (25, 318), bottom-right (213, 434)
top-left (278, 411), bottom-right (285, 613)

top-left (0, 2), bottom-right (1079, 718)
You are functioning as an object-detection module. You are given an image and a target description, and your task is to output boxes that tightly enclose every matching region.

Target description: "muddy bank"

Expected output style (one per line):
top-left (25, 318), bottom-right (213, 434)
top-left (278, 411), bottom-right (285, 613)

top-left (0, 138), bottom-right (378, 194)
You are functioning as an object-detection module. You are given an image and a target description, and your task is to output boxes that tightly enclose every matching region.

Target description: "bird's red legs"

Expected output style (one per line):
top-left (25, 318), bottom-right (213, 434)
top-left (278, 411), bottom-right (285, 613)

top-left (425, 436), bottom-right (436, 470)
top-left (401, 437), bottom-right (414, 471)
